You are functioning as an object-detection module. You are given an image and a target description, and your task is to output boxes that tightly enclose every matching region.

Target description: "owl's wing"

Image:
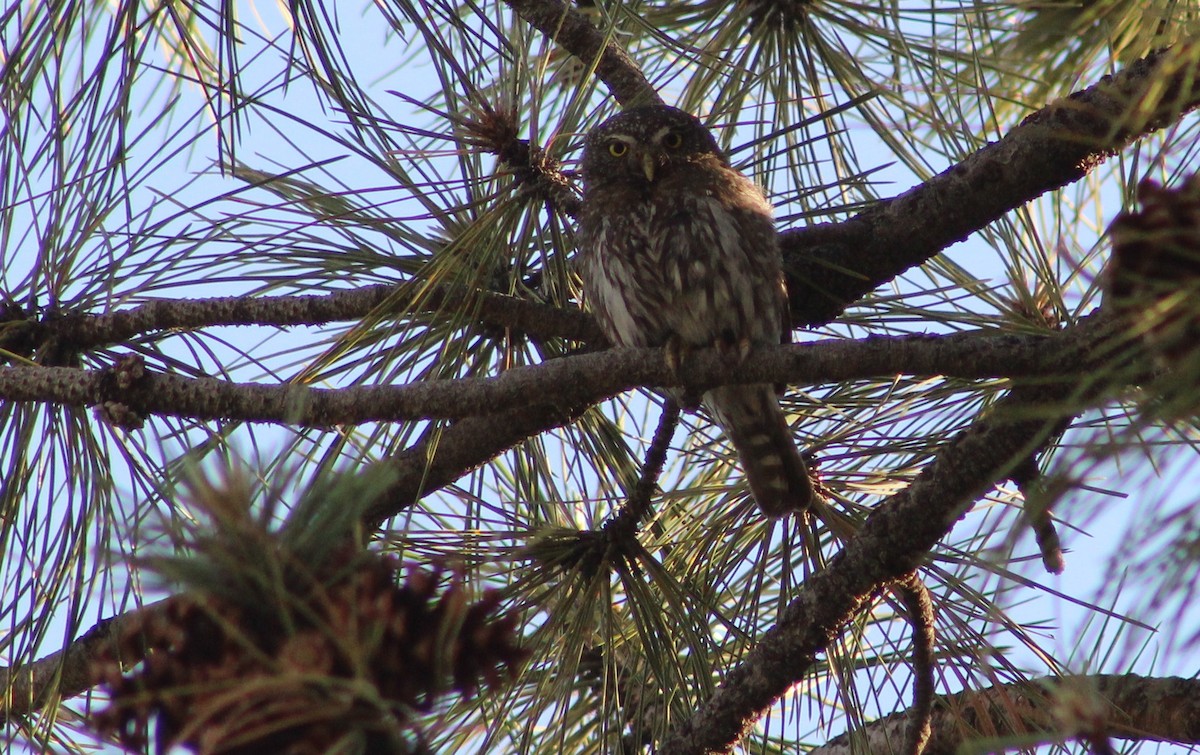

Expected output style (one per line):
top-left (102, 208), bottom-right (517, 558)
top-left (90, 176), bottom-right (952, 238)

top-left (778, 265), bottom-right (793, 346)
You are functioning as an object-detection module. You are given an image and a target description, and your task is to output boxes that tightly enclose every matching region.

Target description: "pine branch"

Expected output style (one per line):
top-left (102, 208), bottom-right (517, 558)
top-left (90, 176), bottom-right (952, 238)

top-left (809, 674), bottom-right (1200, 755)
top-left (6, 45), bottom-right (1197, 357)
top-left (784, 41), bottom-right (1200, 326)
top-left (658, 380), bottom-right (1088, 754)
top-left (504, 0), bottom-right (661, 107)
top-left (892, 573), bottom-right (936, 755)
top-left (608, 399), bottom-right (680, 532)
top-left (0, 599), bottom-right (173, 717)
top-left (0, 373), bottom-right (1101, 724)
top-left (364, 397), bottom-right (595, 524)
top-left (1010, 449), bottom-right (1067, 574)
top-left (0, 314), bottom-right (1119, 427)
top-left (1, 283), bottom-right (601, 354)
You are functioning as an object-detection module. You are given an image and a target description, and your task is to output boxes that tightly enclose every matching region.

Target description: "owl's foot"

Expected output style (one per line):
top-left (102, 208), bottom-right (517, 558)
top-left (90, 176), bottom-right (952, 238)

top-left (664, 334), bottom-right (690, 377)
top-left (665, 336), bottom-right (703, 410)
top-left (715, 334), bottom-right (753, 364)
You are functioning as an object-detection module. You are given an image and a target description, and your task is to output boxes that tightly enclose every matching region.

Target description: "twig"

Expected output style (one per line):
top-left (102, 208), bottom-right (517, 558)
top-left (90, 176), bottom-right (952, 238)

top-left (1010, 453), bottom-right (1067, 574)
top-left (606, 399), bottom-right (681, 535)
top-left (892, 573), bottom-right (936, 755)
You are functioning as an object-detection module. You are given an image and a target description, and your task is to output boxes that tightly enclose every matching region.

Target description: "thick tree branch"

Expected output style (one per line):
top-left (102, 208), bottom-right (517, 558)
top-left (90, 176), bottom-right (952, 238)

top-left (784, 42), bottom-right (1200, 325)
top-left (810, 674), bottom-right (1200, 755)
top-left (3, 43), bottom-right (1194, 367)
top-left (8, 46), bottom-right (1196, 359)
top-left (504, 0), bottom-right (661, 107)
top-left (658, 380), bottom-right (1087, 754)
top-left (365, 397), bottom-right (594, 524)
top-left (0, 315), bottom-right (1116, 427)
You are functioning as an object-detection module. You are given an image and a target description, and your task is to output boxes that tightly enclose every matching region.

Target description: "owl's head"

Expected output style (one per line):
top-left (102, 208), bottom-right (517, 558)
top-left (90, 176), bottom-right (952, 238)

top-left (580, 105), bottom-right (726, 188)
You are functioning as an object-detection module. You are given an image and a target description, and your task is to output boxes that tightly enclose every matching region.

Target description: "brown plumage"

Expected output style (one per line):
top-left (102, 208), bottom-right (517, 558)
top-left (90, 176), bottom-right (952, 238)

top-left (576, 105), bottom-right (812, 517)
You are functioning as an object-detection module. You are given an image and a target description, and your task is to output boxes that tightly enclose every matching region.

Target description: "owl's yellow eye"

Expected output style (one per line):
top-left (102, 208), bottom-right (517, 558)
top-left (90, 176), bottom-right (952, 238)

top-left (608, 142), bottom-right (628, 157)
top-left (662, 132), bottom-right (683, 149)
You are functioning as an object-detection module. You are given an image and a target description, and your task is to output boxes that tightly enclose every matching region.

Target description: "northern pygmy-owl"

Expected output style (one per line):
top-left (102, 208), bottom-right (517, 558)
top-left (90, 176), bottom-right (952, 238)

top-left (577, 105), bottom-right (813, 517)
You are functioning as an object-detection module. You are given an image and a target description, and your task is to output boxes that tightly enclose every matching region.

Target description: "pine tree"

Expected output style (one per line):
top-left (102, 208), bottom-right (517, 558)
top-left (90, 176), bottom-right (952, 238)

top-left (2, 1), bottom-right (1200, 753)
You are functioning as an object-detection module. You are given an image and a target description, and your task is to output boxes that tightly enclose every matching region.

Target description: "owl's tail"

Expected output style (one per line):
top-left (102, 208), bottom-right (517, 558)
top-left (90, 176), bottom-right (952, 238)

top-left (706, 384), bottom-right (813, 517)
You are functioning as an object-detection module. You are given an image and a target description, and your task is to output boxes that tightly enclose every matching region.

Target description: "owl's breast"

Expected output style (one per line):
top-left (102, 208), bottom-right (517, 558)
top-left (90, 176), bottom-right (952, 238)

top-left (578, 203), bottom-right (676, 348)
top-left (578, 168), bottom-right (783, 351)
top-left (648, 180), bottom-right (784, 348)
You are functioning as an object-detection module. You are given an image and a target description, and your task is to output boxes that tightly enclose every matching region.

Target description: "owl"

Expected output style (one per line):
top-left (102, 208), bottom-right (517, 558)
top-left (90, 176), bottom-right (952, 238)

top-left (576, 104), bottom-right (813, 517)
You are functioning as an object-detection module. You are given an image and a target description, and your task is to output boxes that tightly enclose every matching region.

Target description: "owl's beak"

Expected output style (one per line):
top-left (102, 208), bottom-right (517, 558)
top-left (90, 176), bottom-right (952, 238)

top-left (640, 151), bottom-right (656, 182)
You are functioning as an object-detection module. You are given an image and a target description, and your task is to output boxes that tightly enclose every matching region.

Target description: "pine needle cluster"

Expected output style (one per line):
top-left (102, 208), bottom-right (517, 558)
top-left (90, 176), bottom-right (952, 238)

top-left (89, 470), bottom-right (526, 754)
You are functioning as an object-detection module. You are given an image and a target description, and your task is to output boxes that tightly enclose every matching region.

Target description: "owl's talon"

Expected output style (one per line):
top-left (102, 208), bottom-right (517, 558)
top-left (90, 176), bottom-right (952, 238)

top-left (664, 335), bottom-right (691, 380)
top-left (714, 333), bottom-right (752, 364)
top-left (664, 336), bottom-right (704, 409)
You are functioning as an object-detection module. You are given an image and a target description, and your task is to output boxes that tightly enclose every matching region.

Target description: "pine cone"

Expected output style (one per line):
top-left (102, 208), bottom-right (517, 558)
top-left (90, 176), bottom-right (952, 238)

top-left (91, 521), bottom-right (525, 753)
top-left (1108, 174), bottom-right (1200, 368)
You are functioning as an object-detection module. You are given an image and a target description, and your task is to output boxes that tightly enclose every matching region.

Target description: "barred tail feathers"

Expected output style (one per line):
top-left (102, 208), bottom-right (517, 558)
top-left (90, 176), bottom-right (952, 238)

top-left (707, 384), bottom-right (812, 517)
